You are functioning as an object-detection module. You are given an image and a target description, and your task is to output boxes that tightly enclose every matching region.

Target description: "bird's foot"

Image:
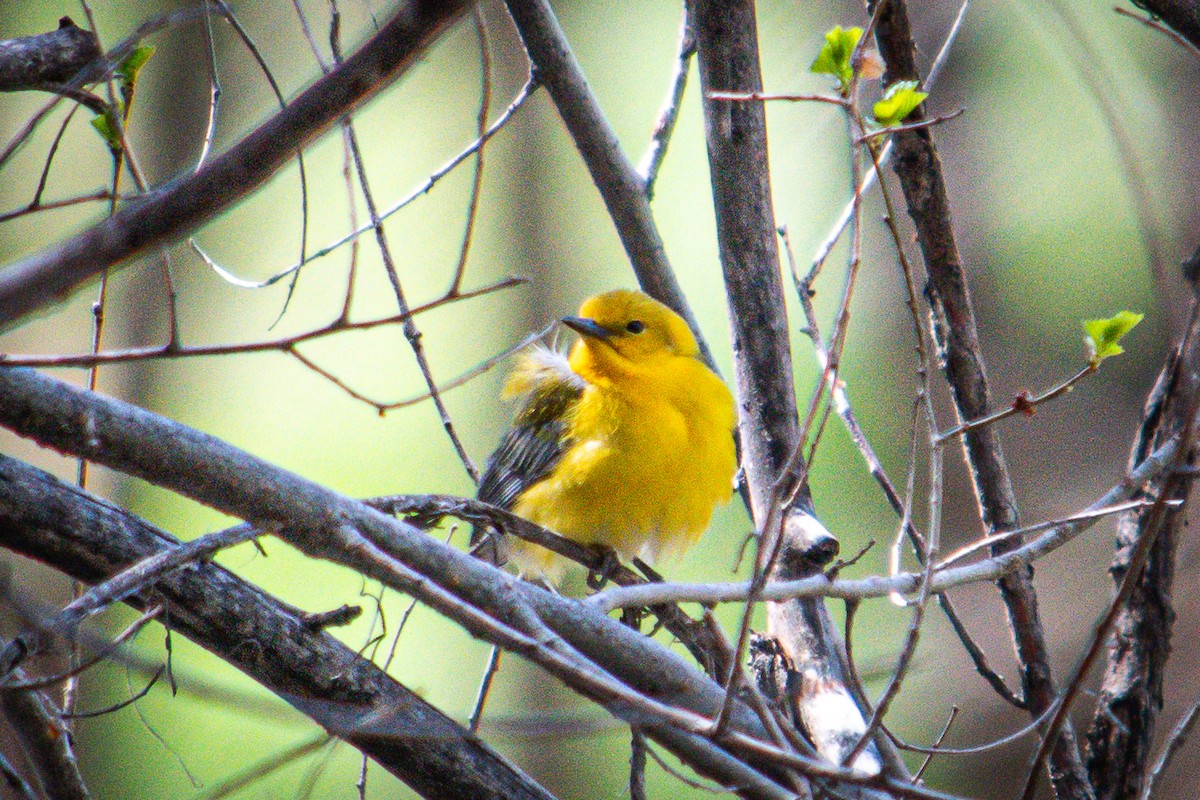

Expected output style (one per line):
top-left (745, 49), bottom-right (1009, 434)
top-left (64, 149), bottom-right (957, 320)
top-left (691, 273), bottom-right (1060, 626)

top-left (585, 546), bottom-right (622, 590)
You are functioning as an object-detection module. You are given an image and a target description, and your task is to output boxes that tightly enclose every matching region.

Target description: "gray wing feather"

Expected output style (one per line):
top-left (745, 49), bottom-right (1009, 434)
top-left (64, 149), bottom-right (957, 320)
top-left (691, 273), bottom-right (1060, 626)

top-left (471, 376), bottom-right (583, 559)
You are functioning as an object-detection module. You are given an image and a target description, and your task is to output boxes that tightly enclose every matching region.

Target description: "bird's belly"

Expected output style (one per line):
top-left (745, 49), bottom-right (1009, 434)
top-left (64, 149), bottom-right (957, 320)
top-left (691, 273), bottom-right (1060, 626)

top-left (514, 403), bottom-right (734, 565)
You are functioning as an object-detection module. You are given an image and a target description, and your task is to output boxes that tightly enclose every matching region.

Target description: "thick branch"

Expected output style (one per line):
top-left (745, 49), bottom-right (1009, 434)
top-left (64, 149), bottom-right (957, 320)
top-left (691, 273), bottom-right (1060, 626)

top-left (689, 0), bottom-right (802, 521)
top-left (0, 0), bottom-right (470, 326)
top-left (868, 2), bottom-right (1093, 797)
top-left (1085, 302), bottom-right (1200, 798)
top-left (0, 454), bottom-right (554, 800)
top-left (0, 17), bottom-right (102, 92)
top-left (690, 0), bottom-right (901, 782)
top-left (0, 367), bottom-right (801, 800)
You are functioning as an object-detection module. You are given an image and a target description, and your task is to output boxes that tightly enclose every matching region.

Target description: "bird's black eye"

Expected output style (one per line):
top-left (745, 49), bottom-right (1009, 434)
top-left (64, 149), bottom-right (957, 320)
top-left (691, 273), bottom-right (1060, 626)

top-left (625, 320), bottom-right (646, 334)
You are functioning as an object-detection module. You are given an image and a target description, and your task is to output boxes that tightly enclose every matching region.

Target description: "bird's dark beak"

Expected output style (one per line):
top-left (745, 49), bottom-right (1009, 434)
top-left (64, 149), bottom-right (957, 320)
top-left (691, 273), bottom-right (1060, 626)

top-left (562, 315), bottom-right (613, 340)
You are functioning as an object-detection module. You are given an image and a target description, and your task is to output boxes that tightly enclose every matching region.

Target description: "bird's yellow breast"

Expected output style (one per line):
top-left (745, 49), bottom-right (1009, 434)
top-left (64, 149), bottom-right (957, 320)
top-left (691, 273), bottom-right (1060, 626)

top-left (511, 352), bottom-right (736, 580)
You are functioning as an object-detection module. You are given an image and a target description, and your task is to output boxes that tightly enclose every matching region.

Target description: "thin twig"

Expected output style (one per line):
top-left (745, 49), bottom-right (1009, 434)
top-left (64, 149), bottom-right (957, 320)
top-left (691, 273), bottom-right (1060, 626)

top-left (448, 7), bottom-right (491, 296)
top-left (638, 1), bottom-right (696, 199)
top-left (297, 319), bottom-right (547, 414)
top-left (914, 707), bottom-right (958, 781)
top-left (935, 500), bottom-right (1163, 570)
top-left (1115, 5), bottom-right (1200, 64)
top-left (469, 646), bottom-right (503, 733)
top-left (707, 89), bottom-right (846, 107)
top-left (193, 3), bottom-right (221, 173)
top-left (58, 665), bottom-right (163, 719)
top-left (2, 606), bottom-right (162, 691)
top-left (853, 109), bottom-right (965, 143)
top-left (844, 402), bottom-right (940, 768)
top-left (339, 119), bottom-right (479, 473)
top-left (1140, 692), bottom-right (1200, 800)
top-left (1, 277), bottom-right (523, 368)
top-left (0, 189), bottom-right (116, 223)
top-left (290, 0), bottom-right (332, 70)
top-left (935, 364), bottom-right (1097, 444)
top-left (28, 103), bottom-right (81, 209)
top-left (191, 73), bottom-right (537, 292)
top-left (335, 122), bottom-right (362, 323)
top-left (210, 0), bottom-right (311, 321)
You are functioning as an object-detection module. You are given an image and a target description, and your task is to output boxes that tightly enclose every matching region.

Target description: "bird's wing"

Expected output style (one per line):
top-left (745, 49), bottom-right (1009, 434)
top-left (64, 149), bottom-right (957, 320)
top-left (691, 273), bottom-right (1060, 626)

top-left (472, 349), bottom-right (584, 557)
top-left (478, 352), bottom-right (583, 510)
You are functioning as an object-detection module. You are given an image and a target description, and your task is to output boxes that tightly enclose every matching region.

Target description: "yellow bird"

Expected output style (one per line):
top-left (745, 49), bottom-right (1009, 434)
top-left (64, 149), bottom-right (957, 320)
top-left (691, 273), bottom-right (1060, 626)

top-left (474, 289), bottom-right (737, 583)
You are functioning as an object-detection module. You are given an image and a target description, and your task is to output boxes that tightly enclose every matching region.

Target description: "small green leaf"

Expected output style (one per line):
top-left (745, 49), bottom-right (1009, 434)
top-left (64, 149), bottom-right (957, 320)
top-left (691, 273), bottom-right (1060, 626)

top-left (117, 45), bottom-right (155, 87)
top-left (90, 106), bottom-right (121, 149)
top-left (1083, 311), bottom-right (1144, 365)
top-left (810, 26), bottom-right (862, 93)
top-left (872, 80), bottom-right (928, 126)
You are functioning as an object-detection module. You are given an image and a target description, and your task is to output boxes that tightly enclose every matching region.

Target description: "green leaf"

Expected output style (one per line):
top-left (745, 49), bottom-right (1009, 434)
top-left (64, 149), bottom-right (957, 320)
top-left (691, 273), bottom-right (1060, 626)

top-left (90, 105), bottom-right (122, 149)
top-left (872, 80), bottom-right (928, 126)
top-left (1083, 311), bottom-right (1144, 365)
top-left (810, 26), bottom-right (862, 93)
top-left (117, 45), bottom-right (155, 87)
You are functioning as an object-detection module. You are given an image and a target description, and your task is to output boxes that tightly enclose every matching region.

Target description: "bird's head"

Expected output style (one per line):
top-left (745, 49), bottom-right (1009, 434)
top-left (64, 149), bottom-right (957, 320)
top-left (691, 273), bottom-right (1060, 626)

top-left (563, 290), bottom-right (699, 378)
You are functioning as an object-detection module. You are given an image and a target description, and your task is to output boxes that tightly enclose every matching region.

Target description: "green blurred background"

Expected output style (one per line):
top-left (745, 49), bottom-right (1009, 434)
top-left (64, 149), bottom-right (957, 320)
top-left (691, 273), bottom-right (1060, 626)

top-left (1, 0), bottom-right (1197, 797)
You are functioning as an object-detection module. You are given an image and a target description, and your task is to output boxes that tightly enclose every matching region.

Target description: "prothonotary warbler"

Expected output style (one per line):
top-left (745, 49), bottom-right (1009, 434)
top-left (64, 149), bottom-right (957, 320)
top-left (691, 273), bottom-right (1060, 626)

top-left (474, 289), bottom-right (737, 583)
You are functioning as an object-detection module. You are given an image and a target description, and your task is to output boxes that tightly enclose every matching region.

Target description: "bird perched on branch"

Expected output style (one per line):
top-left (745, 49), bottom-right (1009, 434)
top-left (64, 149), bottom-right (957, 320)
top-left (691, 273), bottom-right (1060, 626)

top-left (473, 289), bottom-right (737, 583)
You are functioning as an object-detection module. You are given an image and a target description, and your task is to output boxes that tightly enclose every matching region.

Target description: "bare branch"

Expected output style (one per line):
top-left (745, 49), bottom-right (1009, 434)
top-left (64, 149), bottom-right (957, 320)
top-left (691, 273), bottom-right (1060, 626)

top-left (0, 368), bottom-right (802, 800)
top-left (0, 0), bottom-right (472, 326)
top-left (0, 525), bottom-right (258, 677)
top-left (868, 0), bottom-right (1093, 794)
top-left (0, 277), bottom-right (521, 369)
top-left (502, 0), bottom-right (715, 366)
top-left (585, 441), bottom-right (1180, 610)
top-left (0, 17), bottom-right (102, 93)
top-left (638, 2), bottom-right (696, 199)
top-left (1140, 689), bottom-right (1200, 800)
top-left (0, 453), bottom-right (556, 800)
top-left (1116, 0), bottom-right (1200, 63)
top-left (1, 668), bottom-right (90, 800)
top-left (1085, 298), bottom-right (1200, 798)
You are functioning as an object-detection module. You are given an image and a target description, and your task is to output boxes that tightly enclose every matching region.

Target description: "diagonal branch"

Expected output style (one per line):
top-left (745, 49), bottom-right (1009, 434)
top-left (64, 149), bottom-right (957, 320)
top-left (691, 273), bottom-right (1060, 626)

top-left (0, 366), bottom-right (801, 800)
top-left (501, 0), bottom-right (714, 365)
top-left (0, 454), bottom-right (556, 800)
top-left (0, 0), bottom-right (471, 326)
top-left (1123, 0), bottom-right (1200, 52)
top-left (1085, 295), bottom-right (1200, 799)
top-left (0, 17), bottom-right (102, 94)
top-left (690, 0), bottom-right (902, 781)
top-left (867, 1), bottom-right (1093, 796)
